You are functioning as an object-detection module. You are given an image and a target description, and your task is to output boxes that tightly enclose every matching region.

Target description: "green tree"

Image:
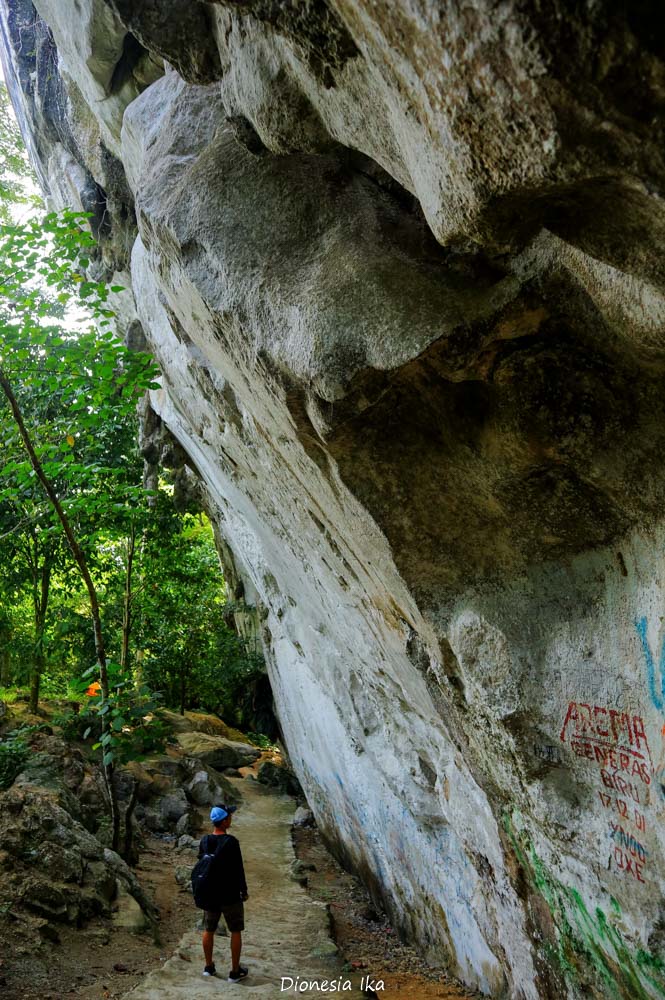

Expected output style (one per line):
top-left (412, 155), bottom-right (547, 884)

top-left (0, 82), bottom-right (38, 223)
top-left (136, 512), bottom-right (263, 718)
top-left (0, 210), bottom-right (159, 848)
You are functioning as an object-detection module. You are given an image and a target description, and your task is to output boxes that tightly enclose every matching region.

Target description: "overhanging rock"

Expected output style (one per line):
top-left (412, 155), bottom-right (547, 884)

top-left (1, 2), bottom-right (665, 997)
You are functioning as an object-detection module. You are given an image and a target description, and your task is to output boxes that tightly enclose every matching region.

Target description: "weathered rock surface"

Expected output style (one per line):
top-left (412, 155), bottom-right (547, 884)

top-left (10, 734), bottom-right (109, 834)
top-left (293, 806), bottom-right (315, 828)
top-left (0, 784), bottom-right (156, 929)
top-left (159, 708), bottom-right (251, 744)
top-left (124, 753), bottom-right (239, 832)
top-left (175, 732), bottom-right (261, 770)
top-left (2, 2), bottom-right (665, 998)
top-left (257, 760), bottom-right (304, 798)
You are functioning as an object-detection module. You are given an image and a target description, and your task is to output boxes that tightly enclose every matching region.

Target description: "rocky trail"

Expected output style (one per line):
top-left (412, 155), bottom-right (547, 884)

top-left (122, 773), bottom-right (473, 999)
top-left (123, 773), bottom-right (359, 999)
top-left (0, 710), bottom-right (475, 1000)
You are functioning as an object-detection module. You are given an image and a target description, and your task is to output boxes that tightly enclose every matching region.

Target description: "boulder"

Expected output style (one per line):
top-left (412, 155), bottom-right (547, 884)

top-left (12, 734), bottom-right (107, 834)
top-left (175, 733), bottom-right (260, 770)
top-left (257, 761), bottom-right (303, 798)
top-left (182, 759), bottom-right (239, 807)
top-left (185, 768), bottom-right (217, 806)
top-left (293, 806), bottom-right (315, 828)
top-left (156, 789), bottom-right (189, 824)
top-left (175, 813), bottom-right (193, 837)
top-left (160, 709), bottom-right (252, 744)
top-left (0, 784), bottom-right (156, 928)
top-left (112, 883), bottom-right (150, 933)
top-left (125, 754), bottom-right (238, 833)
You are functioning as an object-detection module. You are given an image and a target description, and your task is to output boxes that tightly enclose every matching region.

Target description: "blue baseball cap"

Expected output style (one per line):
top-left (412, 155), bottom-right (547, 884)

top-left (210, 804), bottom-right (237, 823)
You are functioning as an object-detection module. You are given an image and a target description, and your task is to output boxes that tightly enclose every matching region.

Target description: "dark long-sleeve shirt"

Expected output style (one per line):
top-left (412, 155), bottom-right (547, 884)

top-left (198, 833), bottom-right (248, 906)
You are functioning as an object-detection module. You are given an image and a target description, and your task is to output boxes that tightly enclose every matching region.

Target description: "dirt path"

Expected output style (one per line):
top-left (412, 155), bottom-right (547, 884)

top-left (122, 776), bottom-right (367, 999)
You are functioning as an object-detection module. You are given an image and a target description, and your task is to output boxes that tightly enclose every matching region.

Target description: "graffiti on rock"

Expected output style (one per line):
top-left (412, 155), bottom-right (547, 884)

top-left (635, 616), bottom-right (665, 714)
top-left (560, 701), bottom-right (652, 768)
top-left (560, 698), bottom-right (654, 882)
top-left (636, 616), bottom-right (665, 802)
top-left (504, 811), bottom-right (665, 1000)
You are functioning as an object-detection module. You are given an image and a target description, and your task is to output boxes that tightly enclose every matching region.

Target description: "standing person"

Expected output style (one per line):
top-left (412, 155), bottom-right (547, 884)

top-left (198, 804), bottom-right (249, 982)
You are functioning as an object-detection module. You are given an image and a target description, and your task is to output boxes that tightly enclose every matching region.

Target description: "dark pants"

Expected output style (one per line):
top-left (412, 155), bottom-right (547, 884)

top-left (203, 901), bottom-right (244, 933)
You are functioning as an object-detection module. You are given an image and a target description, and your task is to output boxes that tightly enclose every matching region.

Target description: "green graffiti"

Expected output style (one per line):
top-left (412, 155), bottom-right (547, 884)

top-left (503, 812), bottom-right (665, 1000)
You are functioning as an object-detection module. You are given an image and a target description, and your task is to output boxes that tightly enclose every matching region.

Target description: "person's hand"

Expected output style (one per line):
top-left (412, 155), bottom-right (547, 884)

top-left (241, 891), bottom-right (249, 901)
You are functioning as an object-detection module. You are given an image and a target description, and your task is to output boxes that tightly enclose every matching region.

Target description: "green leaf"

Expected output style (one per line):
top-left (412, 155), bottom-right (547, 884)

top-left (102, 751), bottom-right (114, 766)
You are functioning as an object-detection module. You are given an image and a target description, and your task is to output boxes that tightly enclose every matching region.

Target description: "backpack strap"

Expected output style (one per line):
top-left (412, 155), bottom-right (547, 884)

top-left (205, 833), bottom-right (231, 856)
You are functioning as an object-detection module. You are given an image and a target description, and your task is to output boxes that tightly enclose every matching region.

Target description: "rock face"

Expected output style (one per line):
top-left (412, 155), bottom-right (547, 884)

top-left (0, 783), bottom-right (156, 929)
top-left (1, 2), bottom-right (665, 997)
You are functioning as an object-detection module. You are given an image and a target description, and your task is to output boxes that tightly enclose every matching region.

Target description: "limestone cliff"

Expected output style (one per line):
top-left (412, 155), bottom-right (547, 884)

top-left (1, 2), bottom-right (664, 997)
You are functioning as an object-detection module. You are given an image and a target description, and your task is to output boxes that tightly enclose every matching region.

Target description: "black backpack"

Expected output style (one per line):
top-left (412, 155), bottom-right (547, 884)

top-left (191, 834), bottom-right (231, 909)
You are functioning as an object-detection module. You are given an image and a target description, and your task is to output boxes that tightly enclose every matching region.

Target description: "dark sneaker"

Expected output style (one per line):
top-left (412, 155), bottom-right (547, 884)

top-left (228, 965), bottom-right (248, 983)
top-left (203, 964), bottom-right (217, 977)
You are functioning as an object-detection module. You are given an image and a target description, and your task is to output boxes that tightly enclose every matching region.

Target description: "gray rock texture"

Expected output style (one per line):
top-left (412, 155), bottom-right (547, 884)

top-left (1, 2), bottom-right (665, 998)
top-left (124, 752), bottom-right (239, 832)
top-left (0, 783), bottom-right (156, 929)
top-left (175, 732), bottom-right (261, 770)
top-left (293, 806), bottom-right (315, 828)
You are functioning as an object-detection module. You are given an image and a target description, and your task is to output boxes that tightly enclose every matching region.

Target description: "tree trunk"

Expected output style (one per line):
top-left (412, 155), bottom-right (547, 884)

top-left (0, 648), bottom-right (10, 687)
top-left (122, 776), bottom-right (139, 865)
top-left (120, 524), bottom-right (136, 671)
top-left (29, 553), bottom-right (51, 714)
top-left (28, 658), bottom-right (41, 713)
top-left (0, 369), bottom-right (120, 850)
top-left (180, 667), bottom-right (186, 716)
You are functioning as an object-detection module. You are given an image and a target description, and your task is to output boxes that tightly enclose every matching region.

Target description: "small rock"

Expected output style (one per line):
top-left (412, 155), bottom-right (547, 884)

top-left (175, 813), bottom-right (192, 837)
top-left (308, 938), bottom-right (338, 959)
top-left (174, 865), bottom-right (191, 886)
top-left (85, 927), bottom-right (111, 945)
top-left (113, 963), bottom-right (128, 973)
top-left (111, 884), bottom-right (150, 933)
top-left (175, 834), bottom-right (199, 851)
top-left (293, 806), bottom-right (315, 827)
top-left (290, 859), bottom-right (316, 879)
